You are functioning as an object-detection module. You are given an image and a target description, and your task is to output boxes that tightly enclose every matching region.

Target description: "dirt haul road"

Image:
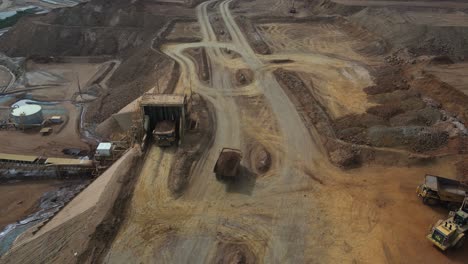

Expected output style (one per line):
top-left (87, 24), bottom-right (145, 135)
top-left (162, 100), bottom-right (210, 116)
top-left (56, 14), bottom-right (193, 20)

top-left (104, 1), bottom-right (463, 263)
top-left (105, 0), bottom-right (330, 262)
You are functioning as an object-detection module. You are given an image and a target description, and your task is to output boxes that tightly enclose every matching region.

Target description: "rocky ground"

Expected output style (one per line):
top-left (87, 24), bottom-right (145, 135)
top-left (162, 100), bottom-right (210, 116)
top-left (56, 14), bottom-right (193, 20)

top-left (0, 0), bottom-right (468, 263)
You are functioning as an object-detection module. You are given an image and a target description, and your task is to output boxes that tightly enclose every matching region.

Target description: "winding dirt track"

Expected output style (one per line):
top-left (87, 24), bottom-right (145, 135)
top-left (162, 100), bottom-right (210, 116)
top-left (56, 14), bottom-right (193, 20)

top-left (105, 0), bottom-right (335, 262)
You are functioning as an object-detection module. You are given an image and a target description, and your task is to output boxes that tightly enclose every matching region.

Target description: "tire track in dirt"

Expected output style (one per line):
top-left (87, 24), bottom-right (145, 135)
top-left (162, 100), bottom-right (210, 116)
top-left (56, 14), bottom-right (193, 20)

top-left (219, 0), bottom-right (331, 262)
top-left (107, 0), bottom-right (334, 262)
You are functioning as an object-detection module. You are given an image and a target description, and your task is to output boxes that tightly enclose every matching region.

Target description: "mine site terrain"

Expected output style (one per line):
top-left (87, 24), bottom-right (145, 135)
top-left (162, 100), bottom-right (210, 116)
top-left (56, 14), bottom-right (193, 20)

top-left (0, 0), bottom-right (467, 263)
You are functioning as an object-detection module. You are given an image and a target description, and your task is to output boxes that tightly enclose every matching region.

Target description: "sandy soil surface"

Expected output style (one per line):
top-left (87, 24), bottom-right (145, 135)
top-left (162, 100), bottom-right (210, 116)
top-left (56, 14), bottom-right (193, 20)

top-left (2, 0), bottom-right (468, 263)
top-left (257, 22), bottom-right (371, 61)
top-left (104, 0), bottom-right (467, 263)
top-left (0, 148), bottom-right (139, 264)
top-left (0, 180), bottom-right (67, 230)
top-left (22, 60), bottom-right (103, 101)
top-left (166, 21), bottom-right (201, 41)
top-left (252, 18), bottom-right (386, 118)
top-left (0, 102), bottom-right (89, 157)
top-left (0, 59), bottom-right (118, 157)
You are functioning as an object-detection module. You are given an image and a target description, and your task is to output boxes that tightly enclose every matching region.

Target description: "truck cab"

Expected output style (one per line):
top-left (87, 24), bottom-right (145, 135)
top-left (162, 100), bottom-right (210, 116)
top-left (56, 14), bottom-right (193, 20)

top-left (153, 120), bottom-right (176, 147)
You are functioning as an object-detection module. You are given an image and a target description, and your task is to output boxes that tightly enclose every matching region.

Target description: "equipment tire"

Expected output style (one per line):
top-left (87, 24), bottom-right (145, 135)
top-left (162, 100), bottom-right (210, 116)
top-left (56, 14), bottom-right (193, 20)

top-left (455, 236), bottom-right (465, 249)
top-left (423, 197), bottom-right (439, 206)
top-left (448, 203), bottom-right (460, 211)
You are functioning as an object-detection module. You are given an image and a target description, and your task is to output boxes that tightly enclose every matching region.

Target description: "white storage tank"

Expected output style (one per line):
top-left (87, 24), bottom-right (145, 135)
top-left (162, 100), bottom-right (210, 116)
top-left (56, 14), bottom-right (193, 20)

top-left (10, 104), bottom-right (44, 127)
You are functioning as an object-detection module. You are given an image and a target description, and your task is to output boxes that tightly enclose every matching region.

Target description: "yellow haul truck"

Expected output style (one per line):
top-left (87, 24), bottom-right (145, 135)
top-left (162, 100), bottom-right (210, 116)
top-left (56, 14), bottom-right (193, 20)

top-left (152, 120), bottom-right (176, 147)
top-left (213, 148), bottom-right (242, 180)
top-left (417, 174), bottom-right (468, 211)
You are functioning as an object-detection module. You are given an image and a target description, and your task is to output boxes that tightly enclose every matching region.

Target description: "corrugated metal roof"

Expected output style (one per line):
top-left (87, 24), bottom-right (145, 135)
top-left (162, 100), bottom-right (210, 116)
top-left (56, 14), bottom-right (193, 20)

top-left (140, 94), bottom-right (185, 106)
top-left (0, 153), bottom-right (38, 162)
top-left (45, 158), bottom-right (94, 166)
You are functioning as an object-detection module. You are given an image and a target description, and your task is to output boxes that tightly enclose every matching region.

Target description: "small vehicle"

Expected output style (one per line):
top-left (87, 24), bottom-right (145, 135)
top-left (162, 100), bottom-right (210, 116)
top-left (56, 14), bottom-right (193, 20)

top-left (417, 174), bottom-right (468, 210)
top-left (427, 197), bottom-right (468, 250)
top-left (289, 0), bottom-right (296, 13)
top-left (213, 148), bottom-right (242, 180)
top-left (153, 120), bottom-right (176, 147)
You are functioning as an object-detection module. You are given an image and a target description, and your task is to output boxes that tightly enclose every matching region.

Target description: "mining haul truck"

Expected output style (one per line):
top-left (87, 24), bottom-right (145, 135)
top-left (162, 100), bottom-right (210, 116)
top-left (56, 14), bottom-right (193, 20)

top-left (139, 94), bottom-right (187, 148)
top-left (153, 120), bottom-right (176, 147)
top-left (213, 148), bottom-right (242, 180)
top-left (427, 197), bottom-right (468, 250)
top-left (417, 174), bottom-right (468, 210)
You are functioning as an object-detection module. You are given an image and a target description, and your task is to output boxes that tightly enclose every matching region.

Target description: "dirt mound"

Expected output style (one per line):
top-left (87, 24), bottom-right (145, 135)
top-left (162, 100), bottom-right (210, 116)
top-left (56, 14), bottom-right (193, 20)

top-left (366, 105), bottom-right (403, 120)
top-left (410, 130), bottom-right (449, 152)
top-left (337, 127), bottom-right (367, 144)
top-left (363, 85), bottom-right (396, 95)
top-left (326, 140), bottom-right (362, 168)
top-left (308, 1), bottom-right (468, 60)
top-left (95, 116), bottom-right (122, 140)
top-left (236, 16), bottom-right (271, 55)
top-left (249, 144), bottom-right (271, 174)
top-left (364, 66), bottom-right (409, 95)
top-left (185, 47), bottom-right (211, 84)
top-left (347, 7), bottom-right (468, 60)
top-left (430, 55), bottom-right (454, 65)
top-left (0, 0), bottom-right (168, 57)
top-left (390, 107), bottom-right (441, 127)
top-left (367, 126), bottom-right (448, 151)
top-left (334, 113), bottom-right (385, 130)
top-left (235, 69), bottom-right (254, 87)
top-left (398, 97), bottom-right (426, 112)
top-left (168, 96), bottom-right (214, 197)
top-left (274, 68), bottom-right (335, 138)
top-left (369, 89), bottom-right (420, 105)
top-left (456, 159), bottom-right (468, 183)
top-left (411, 74), bottom-right (468, 123)
top-left (85, 46), bottom-right (176, 123)
top-left (211, 242), bottom-right (257, 264)
top-left (329, 147), bottom-right (361, 168)
top-left (309, 0), bottom-right (365, 16)
top-left (270, 59), bottom-right (294, 64)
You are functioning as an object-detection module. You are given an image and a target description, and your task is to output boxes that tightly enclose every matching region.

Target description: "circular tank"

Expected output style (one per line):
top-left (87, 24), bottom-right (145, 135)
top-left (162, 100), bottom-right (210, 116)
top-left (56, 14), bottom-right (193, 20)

top-left (10, 104), bottom-right (44, 127)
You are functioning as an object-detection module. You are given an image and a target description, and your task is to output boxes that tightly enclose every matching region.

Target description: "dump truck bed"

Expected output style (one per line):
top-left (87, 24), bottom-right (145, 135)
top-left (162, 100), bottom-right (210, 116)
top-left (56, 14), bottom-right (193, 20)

top-left (213, 148), bottom-right (242, 178)
top-left (153, 120), bottom-right (175, 134)
top-left (425, 175), bottom-right (468, 195)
